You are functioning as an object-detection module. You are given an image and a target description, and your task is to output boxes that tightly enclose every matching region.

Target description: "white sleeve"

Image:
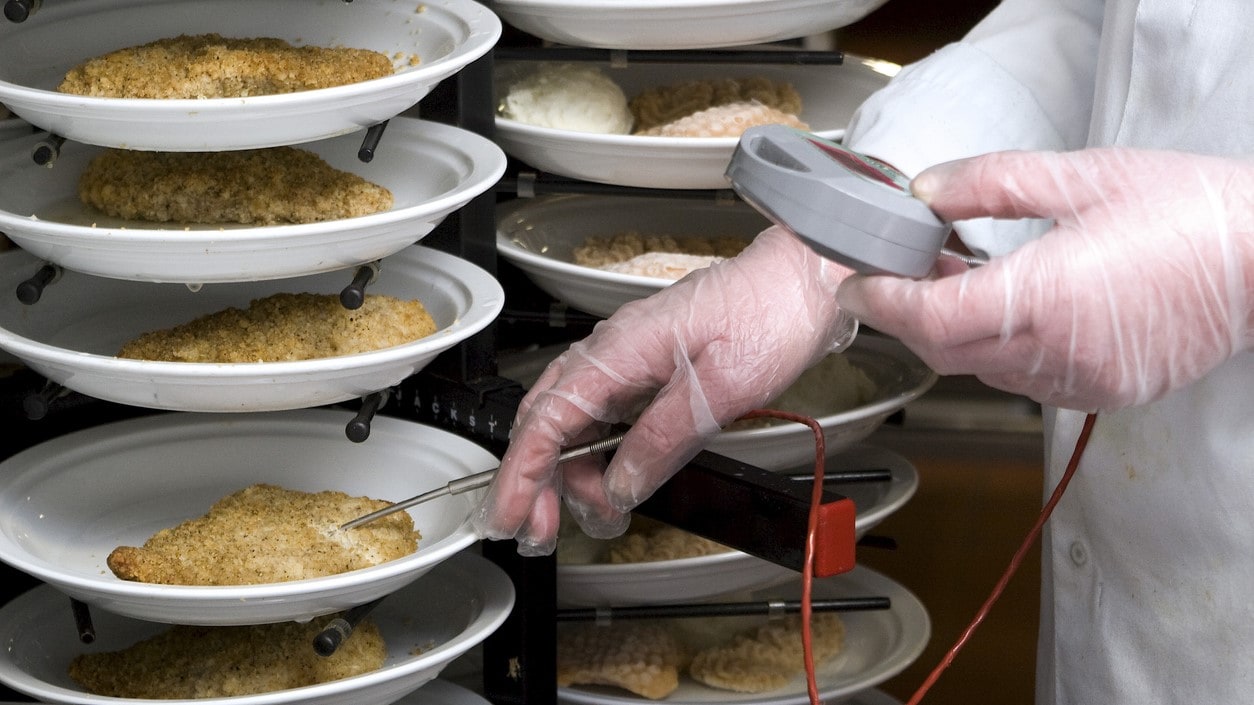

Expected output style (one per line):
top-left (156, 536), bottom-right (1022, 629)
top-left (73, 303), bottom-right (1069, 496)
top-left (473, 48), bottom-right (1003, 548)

top-left (844, 0), bottom-right (1105, 256)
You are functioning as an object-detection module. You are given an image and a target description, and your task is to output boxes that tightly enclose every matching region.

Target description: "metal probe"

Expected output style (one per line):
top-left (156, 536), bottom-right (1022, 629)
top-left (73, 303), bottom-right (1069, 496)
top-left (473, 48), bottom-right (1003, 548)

top-left (340, 432), bottom-right (627, 530)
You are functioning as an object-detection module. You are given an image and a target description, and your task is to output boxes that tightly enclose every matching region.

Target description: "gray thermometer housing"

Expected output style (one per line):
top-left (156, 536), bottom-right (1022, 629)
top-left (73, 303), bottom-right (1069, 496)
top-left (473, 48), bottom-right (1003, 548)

top-left (726, 125), bottom-right (949, 278)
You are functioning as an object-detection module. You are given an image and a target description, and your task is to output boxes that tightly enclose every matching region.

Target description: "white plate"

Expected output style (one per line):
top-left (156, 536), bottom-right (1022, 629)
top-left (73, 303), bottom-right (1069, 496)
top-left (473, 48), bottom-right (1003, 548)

top-left (554, 445), bottom-right (917, 608)
top-left (558, 564), bottom-right (929, 705)
top-left (494, 57), bottom-right (892, 189)
top-left (492, 0), bottom-right (889, 50)
top-left (497, 195), bottom-right (769, 318)
top-left (0, 551), bottom-right (515, 705)
top-left (707, 336), bottom-right (937, 470)
top-left (0, 0), bottom-right (500, 151)
top-left (0, 409), bottom-right (502, 625)
top-left (497, 335), bottom-right (937, 471)
top-left (0, 245), bottom-right (504, 412)
top-left (396, 680), bottom-right (495, 705)
top-left (0, 117), bottom-right (506, 283)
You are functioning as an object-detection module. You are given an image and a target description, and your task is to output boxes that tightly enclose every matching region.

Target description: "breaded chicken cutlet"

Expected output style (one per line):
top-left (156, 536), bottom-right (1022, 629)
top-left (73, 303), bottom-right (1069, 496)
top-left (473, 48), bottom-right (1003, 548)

top-left (628, 76), bottom-right (803, 135)
top-left (78, 147), bottom-right (394, 225)
top-left (68, 614), bottom-right (387, 698)
top-left (107, 483), bottom-right (420, 586)
top-left (116, 292), bottom-right (437, 364)
top-left (57, 33), bottom-right (396, 99)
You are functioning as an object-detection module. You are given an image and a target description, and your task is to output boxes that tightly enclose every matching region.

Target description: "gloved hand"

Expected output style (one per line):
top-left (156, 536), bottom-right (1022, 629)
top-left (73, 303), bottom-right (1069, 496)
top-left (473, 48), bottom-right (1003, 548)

top-left (837, 148), bottom-right (1254, 411)
top-left (473, 226), bottom-right (858, 555)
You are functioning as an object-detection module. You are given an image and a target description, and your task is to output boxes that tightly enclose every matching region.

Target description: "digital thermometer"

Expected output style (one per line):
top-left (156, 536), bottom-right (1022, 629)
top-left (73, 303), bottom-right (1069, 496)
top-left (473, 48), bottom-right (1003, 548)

top-left (726, 125), bottom-right (950, 278)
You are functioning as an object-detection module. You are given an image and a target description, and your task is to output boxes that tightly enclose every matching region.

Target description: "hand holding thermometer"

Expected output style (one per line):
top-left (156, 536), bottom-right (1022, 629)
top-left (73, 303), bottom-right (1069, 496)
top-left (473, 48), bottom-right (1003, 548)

top-left (726, 125), bottom-right (958, 278)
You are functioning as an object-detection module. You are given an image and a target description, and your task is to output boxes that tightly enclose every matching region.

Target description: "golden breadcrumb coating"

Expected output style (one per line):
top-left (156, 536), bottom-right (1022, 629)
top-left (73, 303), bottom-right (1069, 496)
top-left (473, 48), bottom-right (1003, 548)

top-left (78, 147), bottom-right (394, 225)
top-left (688, 613), bottom-right (845, 693)
top-left (116, 292), bottom-right (436, 363)
top-left (58, 33), bottom-right (396, 99)
top-left (572, 231), bottom-right (749, 269)
top-left (629, 77), bottom-right (803, 134)
top-left (106, 483), bottom-right (420, 586)
top-left (637, 101), bottom-right (808, 138)
top-left (557, 622), bottom-right (689, 700)
top-left (605, 515), bottom-right (731, 563)
top-left (68, 614), bottom-right (387, 698)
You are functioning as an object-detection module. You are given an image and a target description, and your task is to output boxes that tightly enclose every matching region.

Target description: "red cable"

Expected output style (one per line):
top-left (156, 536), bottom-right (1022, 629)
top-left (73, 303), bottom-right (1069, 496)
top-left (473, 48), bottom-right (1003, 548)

top-left (739, 408), bottom-right (827, 705)
top-left (904, 412), bottom-right (1098, 705)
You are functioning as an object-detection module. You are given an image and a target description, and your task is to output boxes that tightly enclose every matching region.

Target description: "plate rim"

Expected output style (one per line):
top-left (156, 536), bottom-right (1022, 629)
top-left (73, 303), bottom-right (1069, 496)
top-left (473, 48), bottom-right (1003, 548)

top-left (0, 411), bottom-right (498, 609)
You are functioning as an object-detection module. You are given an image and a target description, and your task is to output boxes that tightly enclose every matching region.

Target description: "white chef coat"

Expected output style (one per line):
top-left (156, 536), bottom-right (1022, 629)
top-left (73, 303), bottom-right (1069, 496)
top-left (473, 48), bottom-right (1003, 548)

top-left (843, 2), bottom-right (1254, 703)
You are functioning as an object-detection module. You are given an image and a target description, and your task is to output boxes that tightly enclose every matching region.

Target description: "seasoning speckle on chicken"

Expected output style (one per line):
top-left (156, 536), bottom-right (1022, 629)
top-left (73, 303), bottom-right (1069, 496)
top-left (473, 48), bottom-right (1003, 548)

top-left (106, 483), bottom-right (419, 585)
top-left (116, 292), bottom-right (437, 364)
top-left (58, 33), bottom-right (395, 99)
top-left (78, 147), bottom-right (394, 226)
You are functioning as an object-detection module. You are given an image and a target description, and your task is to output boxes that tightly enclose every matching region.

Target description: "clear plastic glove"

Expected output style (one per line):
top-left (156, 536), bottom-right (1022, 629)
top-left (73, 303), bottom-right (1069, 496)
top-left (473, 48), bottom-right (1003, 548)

top-left (473, 226), bottom-right (858, 555)
top-left (837, 148), bottom-right (1254, 411)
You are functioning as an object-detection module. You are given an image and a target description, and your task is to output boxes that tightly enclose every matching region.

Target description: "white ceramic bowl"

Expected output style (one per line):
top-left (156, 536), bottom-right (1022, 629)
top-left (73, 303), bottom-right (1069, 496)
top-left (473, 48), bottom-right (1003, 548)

top-left (494, 56), bottom-right (893, 189)
top-left (0, 0), bottom-right (501, 151)
top-left (498, 335), bottom-right (937, 472)
top-left (706, 335), bottom-right (937, 470)
top-left (554, 445), bottom-right (917, 608)
top-left (0, 409), bottom-right (501, 625)
top-left (557, 564), bottom-right (929, 705)
top-left (497, 194), bottom-right (768, 318)
top-left (0, 245), bottom-right (504, 412)
top-left (492, 0), bottom-right (889, 50)
top-left (0, 117), bottom-right (506, 283)
top-left (0, 551), bottom-right (515, 705)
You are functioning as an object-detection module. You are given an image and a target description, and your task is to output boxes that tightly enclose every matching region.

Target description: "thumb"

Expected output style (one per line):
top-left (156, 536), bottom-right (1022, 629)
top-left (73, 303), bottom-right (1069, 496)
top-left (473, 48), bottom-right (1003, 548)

top-left (911, 150), bottom-right (1100, 223)
top-left (835, 273), bottom-right (928, 341)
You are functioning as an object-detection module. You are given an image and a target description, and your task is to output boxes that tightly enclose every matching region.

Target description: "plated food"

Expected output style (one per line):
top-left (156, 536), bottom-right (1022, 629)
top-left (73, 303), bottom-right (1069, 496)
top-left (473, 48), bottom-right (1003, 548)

top-left (0, 410), bottom-right (497, 625)
top-left (0, 0), bottom-right (502, 150)
top-left (107, 483), bottom-right (419, 586)
top-left (79, 146), bottom-right (394, 225)
top-left (0, 552), bottom-right (516, 705)
top-left (497, 196), bottom-right (772, 318)
top-left (0, 246), bottom-right (503, 412)
top-left (499, 64), bottom-right (807, 138)
top-left (117, 293), bottom-right (436, 364)
top-left (557, 613), bottom-right (845, 700)
top-left (58, 33), bottom-right (397, 99)
top-left (556, 566), bottom-right (929, 705)
top-left (69, 614), bottom-right (387, 698)
top-left (493, 57), bottom-right (891, 188)
top-left (0, 117), bottom-right (506, 284)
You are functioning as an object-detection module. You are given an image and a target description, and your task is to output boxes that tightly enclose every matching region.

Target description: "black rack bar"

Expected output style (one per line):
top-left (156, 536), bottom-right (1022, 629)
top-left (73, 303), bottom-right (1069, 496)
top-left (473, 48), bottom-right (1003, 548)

top-left (312, 597), bottom-right (385, 657)
top-left (357, 120), bottom-right (389, 163)
top-left (494, 47), bottom-right (844, 66)
top-left (557, 597), bottom-right (891, 622)
top-left (339, 261), bottom-right (379, 310)
top-left (31, 133), bottom-right (64, 166)
top-left (499, 172), bottom-right (740, 202)
top-left (344, 389), bottom-right (389, 443)
top-left (15, 262), bottom-right (59, 304)
top-left (2, 0), bottom-right (39, 23)
top-left (69, 598), bottom-right (95, 644)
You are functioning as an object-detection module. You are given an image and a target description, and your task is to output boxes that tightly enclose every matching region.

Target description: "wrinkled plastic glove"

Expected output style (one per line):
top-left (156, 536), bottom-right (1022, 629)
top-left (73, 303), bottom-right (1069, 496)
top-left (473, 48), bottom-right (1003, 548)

top-left (837, 148), bottom-right (1254, 411)
top-left (473, 226), bottom-right (858, 555)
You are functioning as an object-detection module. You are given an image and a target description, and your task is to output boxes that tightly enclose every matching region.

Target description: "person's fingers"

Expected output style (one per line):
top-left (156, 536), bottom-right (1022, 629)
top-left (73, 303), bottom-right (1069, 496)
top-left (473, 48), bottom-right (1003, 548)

top-left (601, 341), bottom-right (721, 511)
top-left (911, 150), bottom-right (1108, 222)
top-left (837, 261), bottom-right (1034, 352)
top-left (512, 481), bottom-right (562, 556)
top-left (560, 459), bottom-right (631, 539)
